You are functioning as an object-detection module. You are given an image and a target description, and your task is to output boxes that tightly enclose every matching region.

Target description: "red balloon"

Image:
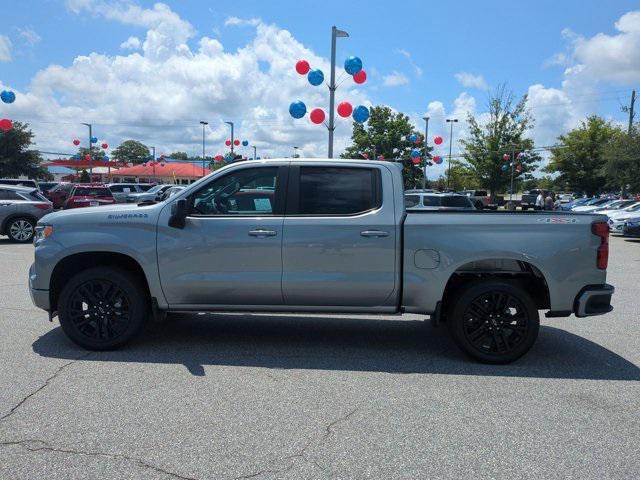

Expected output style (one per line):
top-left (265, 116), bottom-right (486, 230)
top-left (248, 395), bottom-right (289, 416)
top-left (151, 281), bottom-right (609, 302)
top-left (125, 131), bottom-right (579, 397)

top-left (73, 138), bottom-right (80, 146)
top-left (310, 108), bottom-right (325, 124)
top-left (337, 101), bottom-right (353, 118)
top-left (362, 152), bottom-right (369, 159)
top-left (215, 154), bottom-right (223, 162)
top-left (353, 70), bottom-right (367, 84)
top-left (503, 153), bottom-right (511, 161)
top-left (84, 154), bottom-right (91, 161)
top-left (412, 157), bottom-right (421, 165)
top-left (233, 139), bottom-right (240, 146)
top-left (433, 155), bottom-right (442, 164)
top-left (225, 139), bottom-right (231, 146)
top-left (296, 59), bottom-right (310, 75)
top-left (101, 143), bottom-right (108, 149)
top-left (377, 155), bottom-right (385, 160)
top-left (516, 164), bottom-right (523, 172)
top-left (433, 136), bottom-right (443, 145)
top-left (0, 119), bottom-right (13, 131)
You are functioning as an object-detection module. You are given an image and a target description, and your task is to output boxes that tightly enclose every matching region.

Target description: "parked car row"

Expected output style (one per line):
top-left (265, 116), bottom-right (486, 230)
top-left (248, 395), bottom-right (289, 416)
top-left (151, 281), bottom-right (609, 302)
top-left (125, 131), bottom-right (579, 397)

top-left (0, 185), bottom-right (54, 243)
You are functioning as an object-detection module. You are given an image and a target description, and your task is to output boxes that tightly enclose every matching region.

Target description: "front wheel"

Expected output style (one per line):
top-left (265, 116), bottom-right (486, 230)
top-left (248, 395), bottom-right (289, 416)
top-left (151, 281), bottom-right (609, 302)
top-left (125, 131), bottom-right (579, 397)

top-left (58, 267), bottom-right (149, 350)
top-left (7, 217), bottom-right (35, 243)
top-left (447, 280), bottom-right (539, 364)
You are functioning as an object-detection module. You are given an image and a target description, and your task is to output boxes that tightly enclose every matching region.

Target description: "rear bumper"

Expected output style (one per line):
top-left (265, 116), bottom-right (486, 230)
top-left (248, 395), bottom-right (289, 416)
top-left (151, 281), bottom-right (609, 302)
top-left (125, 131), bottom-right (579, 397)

top-left (574, 284), bottom-right (614, 317)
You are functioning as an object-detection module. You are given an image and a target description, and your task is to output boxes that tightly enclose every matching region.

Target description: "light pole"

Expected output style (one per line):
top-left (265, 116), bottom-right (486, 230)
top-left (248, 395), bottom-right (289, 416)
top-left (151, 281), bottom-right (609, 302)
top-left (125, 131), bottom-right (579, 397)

top-left (81, 122), bottom-right (93, 178)
top-left (328, 26), bottom-right (349, 158)
top-left (422, 116), bottom-right (430, 190)
top-left (150, 146), bottom-right (156, 180)
top-left (224, 121), bottom-right (235, 156)
top-left (293, 146), bottom-right (299, 158)
top-left (199, 121), bottom-right (208, 176)
top-left (251, 145), bottom-right (257, 160)
top-left (446, 118), bottom-right (458, 189)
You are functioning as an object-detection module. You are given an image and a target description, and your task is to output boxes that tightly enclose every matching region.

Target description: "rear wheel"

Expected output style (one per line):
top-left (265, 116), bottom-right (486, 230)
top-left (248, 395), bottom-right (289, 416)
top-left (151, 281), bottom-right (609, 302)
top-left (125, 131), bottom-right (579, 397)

top-left (447, 280), bottom-right (539, 364)
top-left (474, 201), bottom-right (484, 210)
top-left (7, 217), bottom-right (35, 243)
top-left (58, 267), bottom-right (149, 350)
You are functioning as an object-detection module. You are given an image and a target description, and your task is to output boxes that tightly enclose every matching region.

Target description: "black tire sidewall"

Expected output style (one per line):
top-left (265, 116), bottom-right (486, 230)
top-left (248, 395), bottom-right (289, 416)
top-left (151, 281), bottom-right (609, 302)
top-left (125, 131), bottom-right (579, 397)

top-left (447, 280), bottom-right (540, 364)
top-left (58, 267), bottom-right (148, 350)
top-left (7, 217), bottom-right (35, 243)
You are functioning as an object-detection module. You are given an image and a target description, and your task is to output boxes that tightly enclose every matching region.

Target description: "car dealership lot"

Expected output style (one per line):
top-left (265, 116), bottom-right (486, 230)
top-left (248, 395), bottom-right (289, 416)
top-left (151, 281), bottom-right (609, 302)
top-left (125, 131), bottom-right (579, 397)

top-left (0, 237), bottom-right (639, 479)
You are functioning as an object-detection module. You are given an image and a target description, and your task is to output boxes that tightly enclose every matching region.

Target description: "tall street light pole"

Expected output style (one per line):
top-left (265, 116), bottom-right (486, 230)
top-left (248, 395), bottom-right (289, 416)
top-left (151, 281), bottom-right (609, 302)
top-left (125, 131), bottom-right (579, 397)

top-left (224, 121), bottom-right (235, 156)
top-left (422, 116), bottom-right (430, 190)
top-left (446, 118), bottom-right (458, 189)
top-left (150, 146), bottom-right (156, 180)
top-left (328, 26), bottom-right (349, 158)
top-left (81, 122), bottom-right (93, 178)
top-left (293, 146), bottom-right (299, 158)
top-left (199, 121), bottom-right (208, 176)
top-left (251, 145), bottom-right (257, 160)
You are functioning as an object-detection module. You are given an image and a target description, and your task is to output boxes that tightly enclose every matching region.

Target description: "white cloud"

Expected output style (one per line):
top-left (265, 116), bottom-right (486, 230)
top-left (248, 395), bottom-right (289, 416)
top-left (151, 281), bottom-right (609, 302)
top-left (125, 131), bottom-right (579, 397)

top-left (4, 4), bottom-right (370, 160)
top-left (0, 35), bottom-right (12, 62)
top-left (18, 27), bottom-right (41, 46)
top-left (454, 72), bottom-right (488, 91)
top-left (383, 71), bottom-right (409, 87)
top-left (397, 49), bottom-right (423, 78)
top-left (120, 36), bottom-right (141, 50)
top-left (224, 17), bottom-right (261, 27)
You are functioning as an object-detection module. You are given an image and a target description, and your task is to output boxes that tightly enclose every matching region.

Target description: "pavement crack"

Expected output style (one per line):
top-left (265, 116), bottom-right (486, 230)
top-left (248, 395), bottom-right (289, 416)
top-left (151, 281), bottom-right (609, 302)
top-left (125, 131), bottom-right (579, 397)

top-left (0, 352), bottom-right (92, 423)
top-left (0, 439), bottom-right (200, 480)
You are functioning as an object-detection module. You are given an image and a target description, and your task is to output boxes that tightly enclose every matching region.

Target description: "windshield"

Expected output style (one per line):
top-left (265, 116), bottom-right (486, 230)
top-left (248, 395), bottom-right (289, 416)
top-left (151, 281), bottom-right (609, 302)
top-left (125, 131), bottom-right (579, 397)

top-left (73, 187), bottom-right (112, 196)
top-left (146, 184), bottom-right (164, 193)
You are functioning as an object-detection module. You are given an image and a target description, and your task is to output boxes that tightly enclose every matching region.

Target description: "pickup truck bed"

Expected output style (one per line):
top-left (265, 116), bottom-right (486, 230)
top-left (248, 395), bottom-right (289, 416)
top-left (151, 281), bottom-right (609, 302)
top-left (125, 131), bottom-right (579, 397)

top-left (29, 159), bottom-right (614, 364)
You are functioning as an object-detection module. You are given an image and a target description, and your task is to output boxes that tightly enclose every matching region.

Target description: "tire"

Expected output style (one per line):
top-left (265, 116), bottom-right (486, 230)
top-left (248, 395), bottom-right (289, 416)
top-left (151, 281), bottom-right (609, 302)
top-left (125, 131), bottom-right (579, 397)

top-left (6, 217), bottom-right (36, 243)
top-left (58, 267), bottom-right (149, 350)
top-left (474, 201), bottom-right (484, 210)
top-left (446, 280), bottom-right (539, 364)
top-left (521, 205), bottom-right (528, 211)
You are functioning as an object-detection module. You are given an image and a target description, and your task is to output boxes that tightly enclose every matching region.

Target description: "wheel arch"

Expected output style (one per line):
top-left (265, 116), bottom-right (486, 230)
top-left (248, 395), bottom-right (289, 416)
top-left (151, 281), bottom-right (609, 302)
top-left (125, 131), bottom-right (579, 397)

top-left (440, 258), bottom-right (551, 320)
top-left (49, 251), bottom-right (151, 313)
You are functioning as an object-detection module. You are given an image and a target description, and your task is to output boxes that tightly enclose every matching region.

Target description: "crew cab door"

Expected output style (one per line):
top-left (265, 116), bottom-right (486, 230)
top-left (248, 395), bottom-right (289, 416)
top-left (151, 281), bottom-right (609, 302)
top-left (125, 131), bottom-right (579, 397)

top-left (281, 164), bottom-right (397, 307)
top-left (157, 165), bottom-right (287, 306)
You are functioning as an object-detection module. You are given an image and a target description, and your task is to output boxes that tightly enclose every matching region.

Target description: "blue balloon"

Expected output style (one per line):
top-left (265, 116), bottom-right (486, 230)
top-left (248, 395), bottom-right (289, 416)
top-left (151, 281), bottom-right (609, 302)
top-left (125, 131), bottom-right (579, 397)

top-left (408, 133), bottom-right (417, 143)
top-left (1, 90), bottom-right (16, 104)
top-left (90, 136), bottom-right (98, 143)
top-left (501, 164), bottom-right (509, 172)
top-left (242, 140), bottom-right (249, 146)
top-left (307, 69), bottom-right (324, 86)
top-left (352, 105), bottom-right (370, 123)
top-left (411, 148), bottom-right (421, 158)
top-left (103, 156), bottom-right (109, 161)
top-left (289, 100), bottom-right (307, 119)
top-left (344, 56), bottom-right (363, 75)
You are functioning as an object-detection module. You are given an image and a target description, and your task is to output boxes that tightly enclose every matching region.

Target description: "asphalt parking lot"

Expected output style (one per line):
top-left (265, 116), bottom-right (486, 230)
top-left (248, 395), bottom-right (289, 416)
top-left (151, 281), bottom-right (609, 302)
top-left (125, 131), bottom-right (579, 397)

top-left (0, 236), bottom-right (638, 479)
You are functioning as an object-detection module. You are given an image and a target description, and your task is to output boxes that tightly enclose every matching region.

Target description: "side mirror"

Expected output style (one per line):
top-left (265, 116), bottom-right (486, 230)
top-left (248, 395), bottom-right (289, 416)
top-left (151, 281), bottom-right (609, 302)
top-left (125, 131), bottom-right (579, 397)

top-left (169, 198), bottom-right (188, 229)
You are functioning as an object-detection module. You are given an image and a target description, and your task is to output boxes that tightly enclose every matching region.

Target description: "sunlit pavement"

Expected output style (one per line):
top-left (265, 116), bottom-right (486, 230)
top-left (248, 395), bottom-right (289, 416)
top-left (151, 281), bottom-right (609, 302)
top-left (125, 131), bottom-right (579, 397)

top-left (0, 236), bottom-right (638, 479)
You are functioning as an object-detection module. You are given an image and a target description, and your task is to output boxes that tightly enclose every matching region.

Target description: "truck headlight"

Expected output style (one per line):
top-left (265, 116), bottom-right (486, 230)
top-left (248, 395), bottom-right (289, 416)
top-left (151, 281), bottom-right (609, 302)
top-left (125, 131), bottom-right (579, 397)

top-left (34, 225), bottom-right (53, 243)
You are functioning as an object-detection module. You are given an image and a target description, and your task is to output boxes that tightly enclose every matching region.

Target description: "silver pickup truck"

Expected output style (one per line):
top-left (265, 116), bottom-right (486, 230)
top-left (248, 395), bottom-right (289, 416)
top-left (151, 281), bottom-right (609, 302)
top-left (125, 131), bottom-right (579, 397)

top-left (29, 159), bottom-right (614, 363)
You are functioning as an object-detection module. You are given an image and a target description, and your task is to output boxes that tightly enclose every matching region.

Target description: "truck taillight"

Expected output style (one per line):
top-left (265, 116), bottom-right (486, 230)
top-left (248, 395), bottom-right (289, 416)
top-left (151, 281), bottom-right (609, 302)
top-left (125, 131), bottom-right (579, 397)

top-left (592, 222), bottom-right (609, 270)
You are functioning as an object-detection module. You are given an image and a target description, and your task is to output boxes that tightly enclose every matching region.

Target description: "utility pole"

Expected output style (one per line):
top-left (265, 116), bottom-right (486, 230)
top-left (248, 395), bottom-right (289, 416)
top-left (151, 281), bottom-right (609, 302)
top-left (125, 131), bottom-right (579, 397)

top-left (224, 121), bottom-right (235, 156)
top-left (293, 146), bottom-right (299, 158)
top-left (328, 26), bottom-right (349, 158)
top-left (628, 89), bottom-right (636, 134)
top-left (150, 146), bottom-right (156, 181)
top-left (446, 118), bottom-right (458, 190)
top-left (422, 116), bottom-right (430, 190)
top-left (252, 145), bottom-right (257, 160)
top-left (81, 123), bottom-right (93, 178)
top-left (199, 121), bottom-right (208, 176)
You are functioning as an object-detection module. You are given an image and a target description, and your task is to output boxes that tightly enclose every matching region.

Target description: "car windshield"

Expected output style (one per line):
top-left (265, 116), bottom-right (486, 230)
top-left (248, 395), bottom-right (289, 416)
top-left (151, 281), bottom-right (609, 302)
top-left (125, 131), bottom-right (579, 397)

top-left (74, 187), bottom-right (112, 196)
top-left (624, 203), bottom-right (640, 212)
top-left (144, 184), bottom-right (163, 193)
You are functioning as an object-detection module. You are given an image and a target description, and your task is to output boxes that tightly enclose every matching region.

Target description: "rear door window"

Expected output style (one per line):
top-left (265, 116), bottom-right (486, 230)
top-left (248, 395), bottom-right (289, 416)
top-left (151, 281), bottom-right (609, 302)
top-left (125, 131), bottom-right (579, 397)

top-left (0, 189), bottom-right (23, 200)
top-left (405, 195), bottom-right (420, 208)
top-left (293, 167), bottom-right (381, 215)
top-left (422, 195), bottom-right (441, 207)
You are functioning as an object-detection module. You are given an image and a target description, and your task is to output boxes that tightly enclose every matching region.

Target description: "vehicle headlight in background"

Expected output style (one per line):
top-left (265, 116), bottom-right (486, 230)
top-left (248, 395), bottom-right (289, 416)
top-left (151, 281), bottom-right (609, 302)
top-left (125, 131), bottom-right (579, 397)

top-left (34, 225), bottom-right (53, 243)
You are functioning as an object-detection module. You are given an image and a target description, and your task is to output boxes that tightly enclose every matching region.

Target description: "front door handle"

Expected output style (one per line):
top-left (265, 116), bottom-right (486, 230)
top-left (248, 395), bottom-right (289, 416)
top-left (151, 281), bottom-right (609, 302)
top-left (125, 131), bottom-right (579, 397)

top-left (248, 229), bottom-right (277, 237)
top-left (360, 230), bottom-right (389, 237)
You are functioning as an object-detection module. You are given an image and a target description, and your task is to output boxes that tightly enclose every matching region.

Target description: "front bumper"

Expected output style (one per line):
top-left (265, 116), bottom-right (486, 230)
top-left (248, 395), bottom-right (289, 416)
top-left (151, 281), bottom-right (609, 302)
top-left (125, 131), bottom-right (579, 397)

top-left (29, 263), bottom-right (50, 311)
top-left (574, 284), bottom-right (614, 317)
top-left (623, 224), bottom-right (640, 237)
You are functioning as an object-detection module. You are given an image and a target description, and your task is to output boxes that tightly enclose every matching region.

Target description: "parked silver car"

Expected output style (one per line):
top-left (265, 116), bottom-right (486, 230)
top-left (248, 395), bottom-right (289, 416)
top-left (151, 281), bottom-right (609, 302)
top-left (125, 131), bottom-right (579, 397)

top-left (125, 184), bottom-right (174, 203)
top-left (107, 183), bottom-right (154, 203)
top-left (0, 185), bottom-right (53, 242)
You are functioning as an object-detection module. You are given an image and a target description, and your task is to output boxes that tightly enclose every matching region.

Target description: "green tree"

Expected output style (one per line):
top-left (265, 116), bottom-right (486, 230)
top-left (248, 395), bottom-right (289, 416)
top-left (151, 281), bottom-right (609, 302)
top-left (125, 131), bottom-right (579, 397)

top-left (112, 140), bottom-right (150, 164)
top-left (545, 116), bottom-right (620, 195)
top-left (0, 121), bottom-right (50, 179)
top-left (460, 86), bottom-right (540, 194)
top-left (342, 105), bottom-right (432, 188)
top-left (169, 151), bottom-right (189, 160)
top-left (77, 146), bottom-right (107, 162)
top-left (603, 125), bottom-right (640, 194)
top-left (446, 160), bottom-right (481, 191)
top-left (79, 169), bottom-right (90, 182)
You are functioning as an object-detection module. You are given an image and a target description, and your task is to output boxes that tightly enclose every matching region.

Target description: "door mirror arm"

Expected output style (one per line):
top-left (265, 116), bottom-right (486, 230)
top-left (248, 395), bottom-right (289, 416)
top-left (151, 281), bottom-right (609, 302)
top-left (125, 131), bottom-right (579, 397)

top-left (169, 198), bottom-right (189, 229)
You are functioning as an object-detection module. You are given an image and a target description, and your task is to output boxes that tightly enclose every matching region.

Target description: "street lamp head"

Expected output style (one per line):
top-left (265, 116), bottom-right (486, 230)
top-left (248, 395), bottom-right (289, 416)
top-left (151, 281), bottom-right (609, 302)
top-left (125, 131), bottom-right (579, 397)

top-left (422, 116), bottom-right (430, 121)
top-left (334, 27), bottom-right (349, 38)
top-left (446, 118), bottom-right (459, 123)
top-left (200, 121), bottom-right (208, 126)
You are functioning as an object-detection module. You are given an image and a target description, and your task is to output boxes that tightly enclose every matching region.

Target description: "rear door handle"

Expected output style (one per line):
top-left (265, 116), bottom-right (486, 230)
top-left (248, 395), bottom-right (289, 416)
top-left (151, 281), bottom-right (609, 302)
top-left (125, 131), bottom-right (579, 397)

top-left (248, 229), bottom-right (277, 237)
top-left (360, 230), bottom-right (389, 237)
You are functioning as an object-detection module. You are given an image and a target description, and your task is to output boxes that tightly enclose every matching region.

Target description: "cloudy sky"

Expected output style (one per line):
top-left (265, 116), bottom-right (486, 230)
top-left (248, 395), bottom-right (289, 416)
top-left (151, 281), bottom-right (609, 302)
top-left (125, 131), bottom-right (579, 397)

top-left (1, 0), bottom-right (639, 175)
